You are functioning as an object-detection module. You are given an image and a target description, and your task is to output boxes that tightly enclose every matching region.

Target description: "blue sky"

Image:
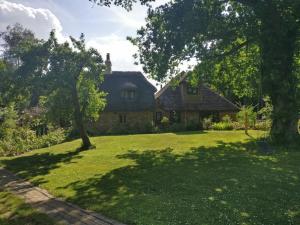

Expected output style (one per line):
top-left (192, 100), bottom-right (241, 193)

top-left (0, 0), bottom-right (169, 72)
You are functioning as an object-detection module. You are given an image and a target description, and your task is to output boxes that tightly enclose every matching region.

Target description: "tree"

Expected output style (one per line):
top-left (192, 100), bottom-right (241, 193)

top-left (95, 0), bottom-right (299, 143)
top-left (194, 42), bottom-right (261, 105)
top-left (0, 24), bottom-right (42, 108)
top-left (20, 32), bottom-right (106, 149)
top-left (0, 23), bottom-right (36, 67)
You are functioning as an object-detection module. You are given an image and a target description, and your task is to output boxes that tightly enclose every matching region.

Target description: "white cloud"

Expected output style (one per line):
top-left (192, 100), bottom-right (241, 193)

top-left (108, 7), bottom-right (145, 29)
top-left (87, 34), bottom-right (141, 71)
top-left (0, 0), bottom-right (66, 42)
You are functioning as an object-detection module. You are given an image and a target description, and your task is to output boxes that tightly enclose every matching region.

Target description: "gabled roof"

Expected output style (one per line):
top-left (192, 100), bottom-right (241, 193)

top-left (155, 74), bottom-right (239, 112)
top-left (100, 71), bottom-right (157, 112)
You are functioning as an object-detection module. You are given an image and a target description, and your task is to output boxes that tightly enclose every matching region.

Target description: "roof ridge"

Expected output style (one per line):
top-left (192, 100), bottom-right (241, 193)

top-left (155, 72), bottom-right (188, 98)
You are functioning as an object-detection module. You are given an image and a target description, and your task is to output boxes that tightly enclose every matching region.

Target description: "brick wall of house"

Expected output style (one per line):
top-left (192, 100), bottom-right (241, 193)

top-left (89, 111), bottom-right (154, 134)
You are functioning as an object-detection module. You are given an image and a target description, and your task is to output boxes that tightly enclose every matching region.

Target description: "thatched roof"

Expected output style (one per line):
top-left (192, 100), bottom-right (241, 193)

top-left (100, 71), bottom-right (157, 112)
top-left (155, 74), bottom-right (239, 112)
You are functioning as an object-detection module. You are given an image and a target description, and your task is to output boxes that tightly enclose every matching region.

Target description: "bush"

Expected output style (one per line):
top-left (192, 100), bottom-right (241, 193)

top-left (237, 106), bottom-right (257, 129)
top-left (255, 120), bottom-right (272, 131)
top-left (221, 114), bottom-right (232, 123)
top-left (161, 116), bottom-right (169, 126)
top-left (0, 104), bottom-right (18, 139)
top-left (0, 127), bottom-right (36, 156)
top-left (35, 128), bottom-right (66, 148)
top-left (258, 96), bottom-right (273, 120)
top-left (231, 121), bottom-right (244, 130)
top-left (202, 117), bottom-right (213, 130)
top-left (0, 128), bottom-right (66, 156)
top-left (211, 122), bottom-right (233, 130)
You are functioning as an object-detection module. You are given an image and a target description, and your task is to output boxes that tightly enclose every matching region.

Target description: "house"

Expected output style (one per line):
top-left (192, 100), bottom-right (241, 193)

top-left (89, 54), bottom-right (157, 133)
top-left (90, 54), bottom-right (238, 133)
top-left (154, 73), bottom-right (239, 128)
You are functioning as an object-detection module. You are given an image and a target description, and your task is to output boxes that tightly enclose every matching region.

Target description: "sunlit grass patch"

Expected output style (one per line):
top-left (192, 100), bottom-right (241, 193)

top-left (0, 130), bottom-right (299, 225)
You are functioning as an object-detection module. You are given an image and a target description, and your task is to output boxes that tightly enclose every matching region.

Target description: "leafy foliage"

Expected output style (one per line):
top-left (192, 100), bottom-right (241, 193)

top-left (0, 105), bottom-right (66, 156)
top-left (211, 122), bottom-right (233, 130)
top-left (18, 32), bottom-right (107, 149)
top-left (1, 24), bottom-right (45, 108)
top-left (0, 104), bottom-right (17, 139)
top-left (127, 0), bottom-right (300, 143)
top-left (237, 106), bottom-right (257, 129)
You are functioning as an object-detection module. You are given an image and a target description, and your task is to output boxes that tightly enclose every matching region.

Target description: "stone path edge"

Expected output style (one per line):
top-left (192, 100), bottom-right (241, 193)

top-left (0, 168), bottom-right (126, 225)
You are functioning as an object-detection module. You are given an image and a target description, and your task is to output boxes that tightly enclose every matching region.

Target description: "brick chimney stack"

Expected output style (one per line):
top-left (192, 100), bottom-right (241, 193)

top-left (105, 53), bottom-right (112, 74)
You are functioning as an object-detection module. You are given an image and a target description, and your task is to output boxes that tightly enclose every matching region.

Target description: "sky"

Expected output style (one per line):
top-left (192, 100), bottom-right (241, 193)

top-left (0, 0), bottom-right (170, 74)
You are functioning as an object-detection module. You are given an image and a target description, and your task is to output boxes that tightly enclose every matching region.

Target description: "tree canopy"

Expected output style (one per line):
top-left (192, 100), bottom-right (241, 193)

top-left (29, 32), bottom-right (107, 149)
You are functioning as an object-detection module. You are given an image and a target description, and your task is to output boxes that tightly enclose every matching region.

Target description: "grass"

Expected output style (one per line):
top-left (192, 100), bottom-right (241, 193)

top-left (0, 189), bottom-right (56, 225)
top-left (0, 130), bottom-right (299, 225)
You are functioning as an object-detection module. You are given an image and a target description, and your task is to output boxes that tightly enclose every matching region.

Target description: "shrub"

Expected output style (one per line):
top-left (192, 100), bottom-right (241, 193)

top-left (211, 122), bottom-right (233, 130)
top-left (35, 128), bottom-right (66, 148)
top-left (258, 96), bottom-right (273, 120)
top-left (0, 128), bottom-right (66, 156)
top-left (221, 114), bottom-right (232, 123)
top-left (161, 116), bottom-right (169, 126)
top-left (231, 121), bottom-right (243, 130)
top-left (160, 116), bottom-right (170, 130)
top-left (0, 127), bottom-right (36, 156)
top-left (0, 104), bottom-right (18, 139)
top-left (202, 117), bottom-right (213, 130)
top-left (237, 106), bottom-right (257, 129)
top-left (255, 120), bottom-right (272, 131)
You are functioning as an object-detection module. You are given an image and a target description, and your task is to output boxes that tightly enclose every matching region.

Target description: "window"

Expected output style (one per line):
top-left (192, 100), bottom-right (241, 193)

top-left (121, 90), bottom-right (136, 100)
top-left (119, 114), bottom-right (127, 123)
top-left (170, 111), bottom-right (181, 123)
top-left (187, 84), bottom-right (198, 95)
top-left (155, 112), bottom-right (162, 123)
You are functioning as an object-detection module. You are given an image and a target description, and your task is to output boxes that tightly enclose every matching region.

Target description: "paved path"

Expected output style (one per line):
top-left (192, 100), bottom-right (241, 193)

top-left (0, 168), bottom-right (126, 225)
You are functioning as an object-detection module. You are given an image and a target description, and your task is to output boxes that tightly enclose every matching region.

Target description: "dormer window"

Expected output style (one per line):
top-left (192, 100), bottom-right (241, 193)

top-left (187, 84), bottom-right (198, 95)
top-left (121, 90), bottom-right (136, 100)
top-left (120, 82), bottom-right (137, 101)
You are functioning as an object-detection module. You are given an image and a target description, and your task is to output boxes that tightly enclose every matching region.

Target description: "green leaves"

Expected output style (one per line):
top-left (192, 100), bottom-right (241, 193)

top-left (78, 73), bottom-right (106, 121)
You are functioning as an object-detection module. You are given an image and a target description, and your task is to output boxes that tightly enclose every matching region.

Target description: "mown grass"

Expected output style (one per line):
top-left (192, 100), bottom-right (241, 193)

top-left (0, 130), bottom-right (299, 225)
top-left (0, 189), bottom-right (56, 225)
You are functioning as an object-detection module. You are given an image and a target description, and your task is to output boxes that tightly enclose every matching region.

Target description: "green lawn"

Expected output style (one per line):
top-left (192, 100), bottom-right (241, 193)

top-left (0, 189), bottom-right (56, 225)
top-left (0, 130), bottom-right (299, 225)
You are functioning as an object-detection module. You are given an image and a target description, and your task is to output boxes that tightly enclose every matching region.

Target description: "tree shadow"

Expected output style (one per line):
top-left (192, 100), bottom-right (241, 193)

top-left (59, 140), bottom-right (300, 225)
top-left (1, 149), bottom-right (82, 186)
top-left (0, 190), bottom-right (56, 225)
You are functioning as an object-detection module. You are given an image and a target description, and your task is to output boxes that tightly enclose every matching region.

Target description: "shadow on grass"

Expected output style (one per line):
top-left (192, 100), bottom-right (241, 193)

top-left (59, 140), bottom-right (299, 225)
top-left (1, 140), bottom-right (299, 225)
top-left (0, 191), bottom-right (56, 225)
top-left (1, 149), bottom-right (82, 186)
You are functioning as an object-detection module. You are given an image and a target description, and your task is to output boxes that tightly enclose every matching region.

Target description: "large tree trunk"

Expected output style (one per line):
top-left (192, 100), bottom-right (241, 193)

top-left (71, 84), bottom-right (92, 150)
top-left (260, 6), bottom-right (299, 144)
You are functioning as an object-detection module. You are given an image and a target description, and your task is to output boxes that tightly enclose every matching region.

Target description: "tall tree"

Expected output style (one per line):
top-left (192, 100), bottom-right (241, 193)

top-left (0, 23), bottom-right (36, 67)
top-left (0, 24), bottom-right (43, 108)
top-left (92, 0), bottom-right (299, 143)
top-left (20, 32), bottom-right (106, 149)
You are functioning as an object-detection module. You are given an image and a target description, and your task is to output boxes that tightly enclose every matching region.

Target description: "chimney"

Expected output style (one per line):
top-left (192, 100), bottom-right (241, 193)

top-left (105, 53), bottom-right (112, 74)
